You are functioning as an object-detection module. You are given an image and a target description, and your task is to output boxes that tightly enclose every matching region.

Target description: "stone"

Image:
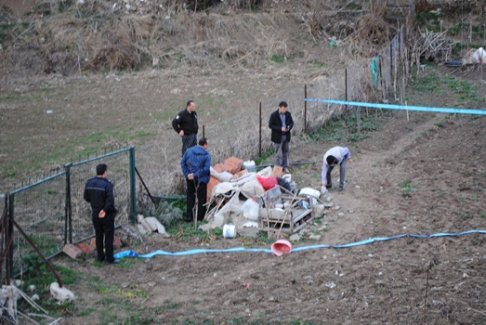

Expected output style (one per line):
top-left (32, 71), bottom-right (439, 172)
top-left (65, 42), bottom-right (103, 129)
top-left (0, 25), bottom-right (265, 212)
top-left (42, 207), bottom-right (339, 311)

top-left (137, 224), bottom-right (149, 235)
top-left (309, 233), bottom-right (321, 241)
top-left (338, 212), bottom-right (345, 217)
top-left (289, 233), bottom-right (301, 242)
top-left (63, 244), bottom-right (82, 259)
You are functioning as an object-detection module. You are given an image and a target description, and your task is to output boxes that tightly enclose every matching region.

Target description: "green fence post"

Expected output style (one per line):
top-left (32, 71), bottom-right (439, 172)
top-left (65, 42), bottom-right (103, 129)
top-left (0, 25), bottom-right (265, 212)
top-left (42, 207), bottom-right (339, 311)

top-left (64, 163), bottom-right (73, 244)
top-left (129, 147), bottom-right (136, 222)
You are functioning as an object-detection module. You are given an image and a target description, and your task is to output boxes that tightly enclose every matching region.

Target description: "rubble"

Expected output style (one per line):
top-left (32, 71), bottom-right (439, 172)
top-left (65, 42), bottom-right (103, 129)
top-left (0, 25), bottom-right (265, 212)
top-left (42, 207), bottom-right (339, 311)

top-left (49, 282), bottom-right (75, 303)
top-left (203, 157), bottom-right (327, 238)
top-left (136, 215), bottom-right (170, 237)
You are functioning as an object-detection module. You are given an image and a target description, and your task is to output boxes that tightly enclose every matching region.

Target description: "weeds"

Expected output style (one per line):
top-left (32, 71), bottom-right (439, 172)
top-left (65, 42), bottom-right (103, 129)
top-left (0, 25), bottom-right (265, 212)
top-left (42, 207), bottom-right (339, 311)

top-left (255, 148), bottom-right (275, 166)
top-left (309, 111), bottom-right (381, 143)
top-left (271, 54), bottom-right (285, 64)
top-left (400, 180), bottom-right (414, 197)
top-left (166, 221), bottom-right (222, 242)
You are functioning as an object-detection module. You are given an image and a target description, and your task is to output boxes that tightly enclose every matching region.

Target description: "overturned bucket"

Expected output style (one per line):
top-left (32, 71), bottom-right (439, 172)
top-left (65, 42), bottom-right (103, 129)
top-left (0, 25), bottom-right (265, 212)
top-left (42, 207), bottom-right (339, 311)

top-left (271, 239), bottom-right (292, 256)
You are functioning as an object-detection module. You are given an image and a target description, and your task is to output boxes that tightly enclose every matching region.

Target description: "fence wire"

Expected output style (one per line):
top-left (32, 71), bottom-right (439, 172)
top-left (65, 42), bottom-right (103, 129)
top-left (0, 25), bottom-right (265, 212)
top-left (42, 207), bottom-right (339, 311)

top-left (2, 148), bottom-right (135, 282)
top-left (70, 152), bottom-right (132, 244)
top-left (11, 174), bottom-right (65, 277)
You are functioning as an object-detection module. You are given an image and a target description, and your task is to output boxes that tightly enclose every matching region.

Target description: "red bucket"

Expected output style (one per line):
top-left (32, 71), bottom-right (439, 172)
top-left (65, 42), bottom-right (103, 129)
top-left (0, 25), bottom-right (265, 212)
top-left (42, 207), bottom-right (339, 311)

top-left (271, 239), bottom-right (292, 256)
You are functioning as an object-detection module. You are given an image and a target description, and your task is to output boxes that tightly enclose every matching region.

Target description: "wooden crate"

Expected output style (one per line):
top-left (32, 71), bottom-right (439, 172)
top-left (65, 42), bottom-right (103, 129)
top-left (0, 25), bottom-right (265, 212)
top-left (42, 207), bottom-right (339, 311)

top-left (261, 207), bottom-right (314, 236)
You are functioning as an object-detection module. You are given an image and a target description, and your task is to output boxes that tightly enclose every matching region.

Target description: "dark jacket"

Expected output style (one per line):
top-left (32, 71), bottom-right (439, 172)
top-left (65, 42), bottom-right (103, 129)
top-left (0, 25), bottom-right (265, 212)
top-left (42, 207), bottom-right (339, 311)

top-left (269, 110), bottom-right (294, 143)
top-left (181, 145), bottom-right (211, 184)
top-left (84, 176), bottom-right (116, 219)
top-left (172, 109), bottom-right (198, 135)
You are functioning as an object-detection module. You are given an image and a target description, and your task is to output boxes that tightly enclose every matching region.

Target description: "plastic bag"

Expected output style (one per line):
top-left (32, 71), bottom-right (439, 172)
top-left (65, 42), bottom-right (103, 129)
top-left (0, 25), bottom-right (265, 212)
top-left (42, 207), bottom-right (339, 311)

top-left (256, 175), bottom-right (277, 190)
top-left (240, 199), bottom-right (260, 221)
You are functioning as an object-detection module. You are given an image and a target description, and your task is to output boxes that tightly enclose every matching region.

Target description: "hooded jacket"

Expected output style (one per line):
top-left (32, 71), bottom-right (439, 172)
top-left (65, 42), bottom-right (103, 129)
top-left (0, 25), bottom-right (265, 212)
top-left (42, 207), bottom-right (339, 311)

top-left (181, 145), bottom-right (211, 184)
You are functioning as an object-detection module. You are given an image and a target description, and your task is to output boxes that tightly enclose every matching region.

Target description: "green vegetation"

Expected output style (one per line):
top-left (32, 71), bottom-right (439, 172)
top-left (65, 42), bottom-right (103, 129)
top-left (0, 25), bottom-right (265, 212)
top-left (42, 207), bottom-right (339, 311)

top-left (2, 127), bottom-right (154, 181)
top-left (255, 148), bottom-right (274, 166)
top-left (0, 22), bottom-right (30, 44)
top-left (399, 180), bottom-right (414, 197)
top-left (415, 11), bottom-right (441, 32)
top-left (166, 221), bottom-right (222, 242)
top-left (18, 264), bottom-right (79, 316)
top-left (16, 235), bottom-right (62, 272)
top-left (448, 22), bottom-right (485, 40)
top-left (408, 71), bottom-right (481, 106)
top-left (271, 54), bottom-right (285, 64)
top-left (309, 110), bottom-right (381, 143)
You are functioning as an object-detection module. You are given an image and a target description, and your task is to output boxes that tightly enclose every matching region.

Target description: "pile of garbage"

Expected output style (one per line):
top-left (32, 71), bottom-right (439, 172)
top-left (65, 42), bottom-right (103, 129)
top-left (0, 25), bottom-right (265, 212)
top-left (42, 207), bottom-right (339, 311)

top-left (201, 157), bottom-right (326, 238)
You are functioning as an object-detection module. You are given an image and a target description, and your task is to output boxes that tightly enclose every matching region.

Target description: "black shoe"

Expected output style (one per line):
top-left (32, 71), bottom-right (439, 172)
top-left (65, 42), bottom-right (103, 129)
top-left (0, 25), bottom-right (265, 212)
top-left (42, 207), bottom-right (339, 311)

top-left (106, 259), bottom-right (119, 264)
top-left (326, 184), bottom-right (332, 189)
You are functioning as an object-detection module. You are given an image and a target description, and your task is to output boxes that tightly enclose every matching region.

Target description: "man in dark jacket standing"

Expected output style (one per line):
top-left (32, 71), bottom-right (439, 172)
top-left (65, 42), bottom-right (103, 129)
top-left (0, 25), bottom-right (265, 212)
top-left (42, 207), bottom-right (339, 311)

top-left (269, 101), bottom-right (294, 172)
top-left (84, 163), bottom-right (117, 263)
top-left (181, 138), bottom-right (211, 222)
top-left (172, 100), bottom-right (199, 156)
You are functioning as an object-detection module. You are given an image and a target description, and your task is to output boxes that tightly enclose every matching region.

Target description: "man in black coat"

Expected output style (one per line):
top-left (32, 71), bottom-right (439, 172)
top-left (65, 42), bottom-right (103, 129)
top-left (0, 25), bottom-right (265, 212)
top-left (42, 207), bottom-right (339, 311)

top-left (84, 163), bottom-right (117, 263)
top-left (172, 100), bottom-right (199, 156)
top-left (268, 101), bottom-right (294, 172)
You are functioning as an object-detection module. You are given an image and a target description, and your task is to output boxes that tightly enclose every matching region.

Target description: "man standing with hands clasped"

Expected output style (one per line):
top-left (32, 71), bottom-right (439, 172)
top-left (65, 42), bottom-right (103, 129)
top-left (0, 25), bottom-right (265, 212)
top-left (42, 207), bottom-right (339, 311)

top-left (269, 101), bottom-right (294, 172)
top-left (181, 138), bottom-right (211, 222)
top-left (172, 100), bottom-right (199, 156)
top-left (84, 163), bottom-right (117, 264)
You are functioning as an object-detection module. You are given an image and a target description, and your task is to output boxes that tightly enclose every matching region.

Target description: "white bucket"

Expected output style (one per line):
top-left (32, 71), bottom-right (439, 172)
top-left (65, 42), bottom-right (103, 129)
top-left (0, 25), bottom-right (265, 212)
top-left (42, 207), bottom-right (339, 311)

top-left (223, 224), bottom-right (236, 239)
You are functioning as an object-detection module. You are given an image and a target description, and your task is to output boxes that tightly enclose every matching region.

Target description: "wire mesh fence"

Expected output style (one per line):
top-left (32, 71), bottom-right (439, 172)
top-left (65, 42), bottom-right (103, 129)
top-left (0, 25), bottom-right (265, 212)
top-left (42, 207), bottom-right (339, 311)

top-left (10, 173), bottom-right (66, 277)
top-left (2, 147), bottom-right (136, 282)
top-left (70, 150), bottom-right (133, 244)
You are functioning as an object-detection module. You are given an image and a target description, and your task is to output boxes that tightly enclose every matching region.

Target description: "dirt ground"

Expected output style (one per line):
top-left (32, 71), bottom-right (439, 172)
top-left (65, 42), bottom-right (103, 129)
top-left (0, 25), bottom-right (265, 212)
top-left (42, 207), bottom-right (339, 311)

top-left (1, 2), bottom-right (485, 324)
top-left (54, 93), bottom-right (486, 323)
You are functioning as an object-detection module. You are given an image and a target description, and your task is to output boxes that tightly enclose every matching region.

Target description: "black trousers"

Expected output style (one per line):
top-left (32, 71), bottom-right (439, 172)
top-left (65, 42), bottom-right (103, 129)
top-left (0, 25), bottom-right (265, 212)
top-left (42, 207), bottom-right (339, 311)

top-left (92, 215), bottom-right (115, 262)
top-left (186, 180), bottom-right (207, 221)
top-left (181, 134), bottom-right (197, 156)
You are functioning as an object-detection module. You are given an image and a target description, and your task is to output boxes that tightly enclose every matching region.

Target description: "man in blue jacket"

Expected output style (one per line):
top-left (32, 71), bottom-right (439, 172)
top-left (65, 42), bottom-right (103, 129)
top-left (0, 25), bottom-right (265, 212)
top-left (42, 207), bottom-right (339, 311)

top-left (269, 101), bottom-right (294, 172)
top-left (84, 163), bottom-right (117, 263)
top-left (181, 138), bottom-right (211, 222)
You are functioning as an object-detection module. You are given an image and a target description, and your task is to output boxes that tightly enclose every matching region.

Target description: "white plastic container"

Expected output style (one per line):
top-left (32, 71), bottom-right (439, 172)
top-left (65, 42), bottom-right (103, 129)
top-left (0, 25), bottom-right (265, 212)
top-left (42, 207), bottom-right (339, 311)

top-left (243, 160), bottom-right (256, 172)
top-left (223, 224), bottom-right (236, 239)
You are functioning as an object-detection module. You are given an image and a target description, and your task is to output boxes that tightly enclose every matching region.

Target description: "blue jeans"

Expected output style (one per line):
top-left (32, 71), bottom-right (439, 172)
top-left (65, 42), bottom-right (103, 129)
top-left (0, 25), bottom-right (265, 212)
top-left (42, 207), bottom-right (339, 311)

top-left (326, 156), bottom-right (348, 191)
top-left (181, 133), bottom-right (197, 156)
top-left (274, 135), bottom-right (289, 168)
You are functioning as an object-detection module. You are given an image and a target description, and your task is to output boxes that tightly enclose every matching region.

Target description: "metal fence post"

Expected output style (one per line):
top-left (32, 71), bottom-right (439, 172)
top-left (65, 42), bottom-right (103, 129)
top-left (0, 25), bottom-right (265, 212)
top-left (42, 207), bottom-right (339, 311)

top-left (64, 163), bottom-right (72, 244)
top-left (259, 102), bottom-right (262, 157)
top-left (129, 147), bottom-right (137, 222)
top-left (304, 84), bottom-right (307, 133)
top-left (7, 193), bottom-right (14, 283)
